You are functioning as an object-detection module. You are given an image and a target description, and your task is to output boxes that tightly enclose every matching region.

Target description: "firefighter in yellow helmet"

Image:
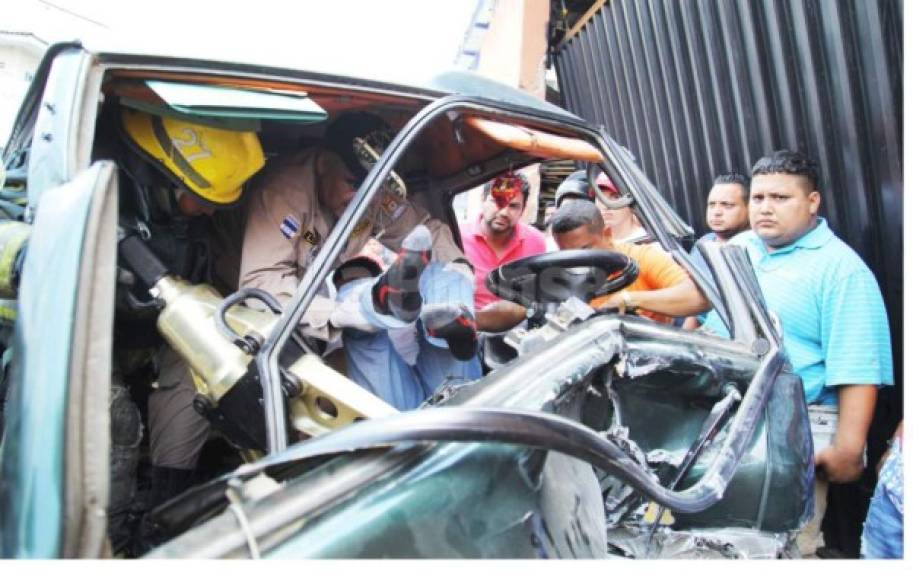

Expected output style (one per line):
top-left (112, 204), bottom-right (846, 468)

top-left (118, 108), bottom-right (265, 553)
top-left (121, 107), bottom-right (265, 213)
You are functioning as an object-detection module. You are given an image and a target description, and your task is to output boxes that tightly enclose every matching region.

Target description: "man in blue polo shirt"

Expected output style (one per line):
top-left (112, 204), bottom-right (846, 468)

top-left (703, 150), bottom-right (893, 557)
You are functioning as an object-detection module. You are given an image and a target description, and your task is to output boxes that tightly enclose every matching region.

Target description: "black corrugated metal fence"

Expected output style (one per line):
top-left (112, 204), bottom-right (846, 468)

top-left (552, 0), bottom-right (902, 555)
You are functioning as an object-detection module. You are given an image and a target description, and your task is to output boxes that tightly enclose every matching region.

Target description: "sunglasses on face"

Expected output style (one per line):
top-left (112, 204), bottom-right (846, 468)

top-left (490, 175), bottom-right (524, 208)
top-left (596, 186), bottom-right (621, 200)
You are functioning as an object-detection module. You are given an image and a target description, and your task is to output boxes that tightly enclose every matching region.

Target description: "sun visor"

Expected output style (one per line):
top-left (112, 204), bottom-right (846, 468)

top-left (464, 116), bottom-right (602, 162)
top-left (145, 80), bottom-right (328, 124)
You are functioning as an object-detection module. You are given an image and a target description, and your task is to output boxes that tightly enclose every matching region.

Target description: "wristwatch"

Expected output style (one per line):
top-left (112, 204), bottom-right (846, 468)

top-left (619, 290), bottom-right (637, 314)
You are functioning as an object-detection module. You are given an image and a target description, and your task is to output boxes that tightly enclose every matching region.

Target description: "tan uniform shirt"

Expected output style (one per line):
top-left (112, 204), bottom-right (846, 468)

top-left (239, 148), bottom-right (464, 339)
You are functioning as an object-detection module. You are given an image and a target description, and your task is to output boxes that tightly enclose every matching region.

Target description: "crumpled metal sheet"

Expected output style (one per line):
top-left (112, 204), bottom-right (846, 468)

top-left (606, 523), bottom-right (798, 559)
top-left (600, 426), bottom-right (657, 527)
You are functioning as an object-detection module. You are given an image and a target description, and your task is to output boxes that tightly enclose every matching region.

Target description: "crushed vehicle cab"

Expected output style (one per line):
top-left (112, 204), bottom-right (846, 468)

top-left (0, 42), bottom-right (813, 559)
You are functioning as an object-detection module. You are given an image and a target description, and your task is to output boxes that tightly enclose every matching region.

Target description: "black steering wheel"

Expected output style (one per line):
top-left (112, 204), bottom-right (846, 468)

top-left (485, 249), bottom-right (639, 309)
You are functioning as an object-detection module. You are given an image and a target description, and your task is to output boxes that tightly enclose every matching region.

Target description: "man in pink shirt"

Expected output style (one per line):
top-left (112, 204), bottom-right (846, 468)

top-left (460, 172), bottom-right (547, 310)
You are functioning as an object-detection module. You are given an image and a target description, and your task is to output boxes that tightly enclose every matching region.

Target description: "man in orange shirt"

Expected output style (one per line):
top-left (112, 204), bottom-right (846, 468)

top-left (551, 199), bottom-right (708, 322)
top-left (476, 199), bottom-right (708, 331)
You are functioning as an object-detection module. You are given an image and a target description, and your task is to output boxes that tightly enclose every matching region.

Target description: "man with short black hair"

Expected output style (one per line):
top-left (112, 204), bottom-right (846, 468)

top-left (476, 198), bottom-right (708, 332)
top-left (461, 171), bottom-right (547, 310)
top-left (683, 172), bottom-right (750, 329)
top-left (554, 170), bottom-right (646, 243)
top-left (690, 172), bottom-right (750, 271)
top-left (549, 200), bottom-right (707, 322)
top-left (702, 149), bottom-right (893, 557)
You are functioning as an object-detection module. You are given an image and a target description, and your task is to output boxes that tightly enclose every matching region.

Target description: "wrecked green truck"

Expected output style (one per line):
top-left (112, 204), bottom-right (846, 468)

top-left (0, 41), bottom-right (812, 559)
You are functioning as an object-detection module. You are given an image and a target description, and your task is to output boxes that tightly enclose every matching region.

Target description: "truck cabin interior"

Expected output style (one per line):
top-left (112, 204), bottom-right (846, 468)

top-left (88, 65), bottom-right (608, 493)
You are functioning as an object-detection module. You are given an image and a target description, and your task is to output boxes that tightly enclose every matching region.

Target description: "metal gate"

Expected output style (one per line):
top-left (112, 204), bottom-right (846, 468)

top-left (551, 0), bottom-right (902, 555)
top-left (552, 0), bottom-right (902, 406)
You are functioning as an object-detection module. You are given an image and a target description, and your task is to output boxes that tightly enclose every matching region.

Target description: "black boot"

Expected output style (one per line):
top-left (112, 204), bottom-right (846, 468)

top-left (147, 465), bottom-right (195, 508)
top-left (422, 304), bottom-right (479, 361)
top-left (107, 384), bottom-right (143, 555)
top-left (372, 225), bottom-right (431, 322)
top-left (132, 465), bottom-right (195, 555)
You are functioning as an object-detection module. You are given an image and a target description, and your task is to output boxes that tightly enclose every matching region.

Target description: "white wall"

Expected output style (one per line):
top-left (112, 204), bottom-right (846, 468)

top-left (0, 37), bottom-right (45, 148)
top-left (1, 0), bottom-right (110, 148)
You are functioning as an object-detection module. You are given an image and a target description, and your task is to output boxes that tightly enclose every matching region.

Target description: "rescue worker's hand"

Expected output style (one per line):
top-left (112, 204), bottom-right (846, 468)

top-left (815, 445), bottom-right (864, 483)
top-left (329, 288), bottom-right (376, 333)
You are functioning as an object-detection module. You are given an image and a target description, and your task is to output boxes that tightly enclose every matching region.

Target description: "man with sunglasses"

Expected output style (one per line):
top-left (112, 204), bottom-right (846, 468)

top-left (460, 171), bottom-right (547, 311)
top-left (474, 197), bottom-right (708, 333)
top-left (554, 170), bottom-right (647, 244)
top-left (239, 112), bottom-right (482, 410)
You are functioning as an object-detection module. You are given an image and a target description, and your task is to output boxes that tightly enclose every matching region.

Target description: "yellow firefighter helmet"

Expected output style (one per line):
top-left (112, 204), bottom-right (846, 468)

top-left (121, 108), bottom-right (265, 206)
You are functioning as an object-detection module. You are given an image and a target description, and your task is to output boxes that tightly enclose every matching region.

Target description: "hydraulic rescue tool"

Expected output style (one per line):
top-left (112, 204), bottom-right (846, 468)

top-left (118, 234), bottom-right (396, 454)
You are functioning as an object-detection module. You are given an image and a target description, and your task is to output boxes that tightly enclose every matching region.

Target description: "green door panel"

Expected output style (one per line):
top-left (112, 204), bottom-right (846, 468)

top-left (0, 162), bottom-right (117, 557)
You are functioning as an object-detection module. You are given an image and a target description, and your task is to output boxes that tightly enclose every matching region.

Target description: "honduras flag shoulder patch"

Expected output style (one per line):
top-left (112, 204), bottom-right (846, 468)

top-left (280, 215), bottom-right (300, 240)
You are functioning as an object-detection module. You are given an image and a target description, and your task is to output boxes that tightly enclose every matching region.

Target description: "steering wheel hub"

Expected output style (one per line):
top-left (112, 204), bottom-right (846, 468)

top-left (486, 249), bottom-right (639, 308)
